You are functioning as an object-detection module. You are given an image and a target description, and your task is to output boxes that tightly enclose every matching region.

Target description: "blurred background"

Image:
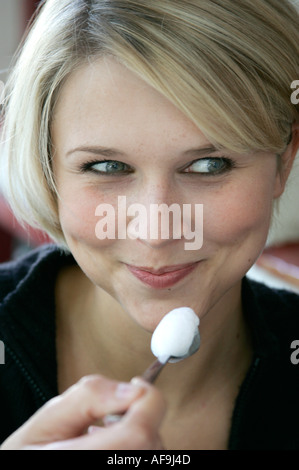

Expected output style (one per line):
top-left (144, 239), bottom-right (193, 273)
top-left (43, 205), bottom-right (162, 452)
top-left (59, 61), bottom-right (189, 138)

top-left (0, 0), bottom-right (50, 261)
top-left (0, 0), bottom-right (298, 293)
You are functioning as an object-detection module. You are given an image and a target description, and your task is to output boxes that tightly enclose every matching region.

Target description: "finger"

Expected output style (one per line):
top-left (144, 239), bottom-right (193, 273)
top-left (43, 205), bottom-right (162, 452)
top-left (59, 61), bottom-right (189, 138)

top-left (51, 378), bottom-right (167, 450)
top-left (103, 376), bottom-right (167, 428)
top-left (1, 375), bottom-right (145, 449)
top-left (125, 377), bottom-right (167, 430)
top-left (113, 377), bottom-right (167, 450)
top-left (33, 379), bottom-right (166, 450)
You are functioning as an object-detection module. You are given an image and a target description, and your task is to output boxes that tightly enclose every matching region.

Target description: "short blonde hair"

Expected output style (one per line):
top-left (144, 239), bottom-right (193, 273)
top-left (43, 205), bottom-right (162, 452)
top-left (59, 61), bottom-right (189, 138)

top-left (1, 0), bottom-right (299, 245)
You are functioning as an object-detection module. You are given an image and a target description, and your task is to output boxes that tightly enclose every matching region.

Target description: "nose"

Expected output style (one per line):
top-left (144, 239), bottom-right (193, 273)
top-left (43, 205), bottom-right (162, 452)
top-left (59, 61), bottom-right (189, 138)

top-left (126, 181), bottom-right (185, 248)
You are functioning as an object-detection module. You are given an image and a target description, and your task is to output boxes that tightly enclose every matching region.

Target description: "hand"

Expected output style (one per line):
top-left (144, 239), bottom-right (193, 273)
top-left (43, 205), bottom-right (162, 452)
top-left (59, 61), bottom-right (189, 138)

top-left (1, 375), bottom-right (166, 450)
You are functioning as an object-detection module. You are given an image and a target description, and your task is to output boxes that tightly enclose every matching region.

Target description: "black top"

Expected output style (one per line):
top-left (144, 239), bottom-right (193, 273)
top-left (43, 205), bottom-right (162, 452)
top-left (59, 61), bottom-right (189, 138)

top-left (0, 244), bottom-right (299, 449)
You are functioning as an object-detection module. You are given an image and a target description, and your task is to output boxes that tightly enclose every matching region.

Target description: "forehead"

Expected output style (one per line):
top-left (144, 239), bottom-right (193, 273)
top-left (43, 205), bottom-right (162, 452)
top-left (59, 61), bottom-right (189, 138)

top-left (51, 57), bottom-right (210, 154)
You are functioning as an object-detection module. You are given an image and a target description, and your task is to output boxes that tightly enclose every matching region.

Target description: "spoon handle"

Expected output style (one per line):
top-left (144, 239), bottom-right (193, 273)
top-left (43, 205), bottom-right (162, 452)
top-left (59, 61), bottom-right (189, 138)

top-left (141, 357), bottom-right (169, 383)
top-left (103, 358), bottom-right (169, 426)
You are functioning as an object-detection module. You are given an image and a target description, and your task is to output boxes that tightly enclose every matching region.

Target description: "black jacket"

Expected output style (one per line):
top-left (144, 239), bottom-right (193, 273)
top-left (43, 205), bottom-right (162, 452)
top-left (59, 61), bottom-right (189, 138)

top-left (0, 245), bottom-right (299, 449)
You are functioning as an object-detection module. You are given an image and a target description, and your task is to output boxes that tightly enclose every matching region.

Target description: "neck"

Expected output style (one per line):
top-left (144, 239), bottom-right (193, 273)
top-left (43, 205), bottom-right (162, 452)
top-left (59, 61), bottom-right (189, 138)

top-left (155, 283), bottom-right (252, 408)
top-left (56, 265), bottom-right (253, 410)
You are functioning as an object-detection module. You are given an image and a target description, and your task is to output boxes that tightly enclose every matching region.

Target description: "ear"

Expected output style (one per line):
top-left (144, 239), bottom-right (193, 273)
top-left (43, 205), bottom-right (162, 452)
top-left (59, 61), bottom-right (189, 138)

top-left (274, 121), bottom-right (299, 198)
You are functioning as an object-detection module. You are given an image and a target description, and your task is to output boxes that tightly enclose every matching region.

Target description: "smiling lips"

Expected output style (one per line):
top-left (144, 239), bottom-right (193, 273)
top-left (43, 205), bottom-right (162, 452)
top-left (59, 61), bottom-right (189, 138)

top-left (126, 262), bottom-right (200, 289)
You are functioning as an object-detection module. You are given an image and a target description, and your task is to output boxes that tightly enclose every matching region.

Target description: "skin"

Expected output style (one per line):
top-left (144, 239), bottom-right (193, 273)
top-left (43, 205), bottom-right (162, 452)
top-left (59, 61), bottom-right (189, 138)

top-left (52, 58), bottom-right (285, 328)
top-left (2, 56), bottom-right (298, 450)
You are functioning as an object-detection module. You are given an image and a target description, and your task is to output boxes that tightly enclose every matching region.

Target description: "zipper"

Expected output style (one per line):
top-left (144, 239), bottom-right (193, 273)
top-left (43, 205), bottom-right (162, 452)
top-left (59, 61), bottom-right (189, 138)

top-left (5, 344), bottom-right (47, 404)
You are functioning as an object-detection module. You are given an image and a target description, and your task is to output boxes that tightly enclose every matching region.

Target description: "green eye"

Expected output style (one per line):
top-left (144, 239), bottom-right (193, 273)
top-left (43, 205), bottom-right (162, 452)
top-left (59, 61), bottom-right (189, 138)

top-left (91, 161), bottom-right (130, 173)
top-left (184, 158), bottom-right (232, 174)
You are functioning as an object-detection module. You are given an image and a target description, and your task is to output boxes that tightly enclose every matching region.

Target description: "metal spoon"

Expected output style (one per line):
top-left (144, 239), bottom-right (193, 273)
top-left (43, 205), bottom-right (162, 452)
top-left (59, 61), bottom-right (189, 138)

top-left (104, 329), bottom-right (200, 425)
top-left (142, 328), bottom-right (201, 381)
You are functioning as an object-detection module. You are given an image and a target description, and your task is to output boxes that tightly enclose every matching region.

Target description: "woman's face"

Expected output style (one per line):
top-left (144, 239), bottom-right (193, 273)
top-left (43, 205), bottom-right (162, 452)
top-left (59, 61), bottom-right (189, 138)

top-left (51, 57), bottom-right (285, 332)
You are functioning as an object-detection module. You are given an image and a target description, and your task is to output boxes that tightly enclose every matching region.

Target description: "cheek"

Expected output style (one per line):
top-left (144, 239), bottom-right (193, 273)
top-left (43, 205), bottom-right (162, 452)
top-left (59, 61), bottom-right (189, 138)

top-left (202, 179), bottom-right (274, 247)
top-left (57, 186), bottom-right (118, 247)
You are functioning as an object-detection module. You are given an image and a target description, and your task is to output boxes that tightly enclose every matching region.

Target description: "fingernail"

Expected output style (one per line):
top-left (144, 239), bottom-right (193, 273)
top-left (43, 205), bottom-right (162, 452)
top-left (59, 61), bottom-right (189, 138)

top-left (130, 377), bottom-right (147, 387)
top-left (87, 425), bottom-right (102, 434)
top-left (115, 382), bottom-right (142, 399)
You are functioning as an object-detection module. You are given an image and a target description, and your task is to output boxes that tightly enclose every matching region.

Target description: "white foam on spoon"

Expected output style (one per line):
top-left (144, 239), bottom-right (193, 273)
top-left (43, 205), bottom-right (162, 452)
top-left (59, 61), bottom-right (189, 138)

top-left (151, 307), bottom-right (200, 363)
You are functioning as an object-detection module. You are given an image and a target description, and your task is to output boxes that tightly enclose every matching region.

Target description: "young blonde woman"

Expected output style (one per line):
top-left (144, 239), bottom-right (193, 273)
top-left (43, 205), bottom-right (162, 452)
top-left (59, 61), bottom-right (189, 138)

top-left (0, 0), bottom-right (299, 450)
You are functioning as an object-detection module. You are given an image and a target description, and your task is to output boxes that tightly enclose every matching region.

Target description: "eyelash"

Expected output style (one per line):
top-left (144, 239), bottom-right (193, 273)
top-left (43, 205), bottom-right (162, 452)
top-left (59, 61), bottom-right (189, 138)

top-left (79, 159), bottom-right (133, 176)
top-left (181, 157), bottom-right (235, 176)
top-left (78, 157), bottom-right (235, 176)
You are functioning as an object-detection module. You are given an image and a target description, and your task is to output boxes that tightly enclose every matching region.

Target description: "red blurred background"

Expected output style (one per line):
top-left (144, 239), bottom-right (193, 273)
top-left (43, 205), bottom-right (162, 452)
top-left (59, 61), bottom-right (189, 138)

top-left (0, 0), bottom-right (50, 263)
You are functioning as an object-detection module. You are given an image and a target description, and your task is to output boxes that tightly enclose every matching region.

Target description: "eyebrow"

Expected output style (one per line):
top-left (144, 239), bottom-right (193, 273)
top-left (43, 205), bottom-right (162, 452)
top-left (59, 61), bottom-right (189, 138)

top-left (66, 144), bottom-right (220, 158)
top-left (66, 146), bottom-right (126, 158)
top-left (182, 145), bottom-right (220, 157)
